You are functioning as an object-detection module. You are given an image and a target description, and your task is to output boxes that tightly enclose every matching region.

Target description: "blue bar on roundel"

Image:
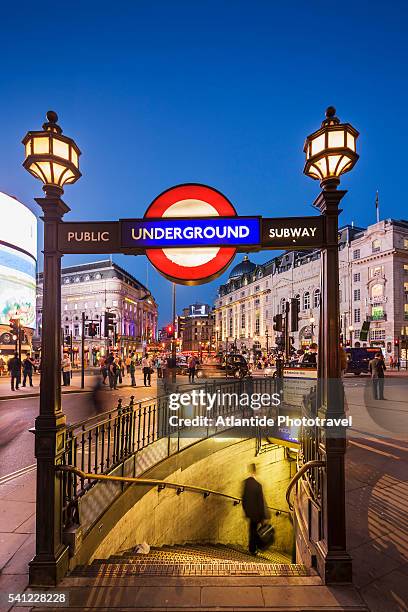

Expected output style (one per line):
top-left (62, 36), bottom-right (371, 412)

top-left (120, 217), bottom-right (260, 249)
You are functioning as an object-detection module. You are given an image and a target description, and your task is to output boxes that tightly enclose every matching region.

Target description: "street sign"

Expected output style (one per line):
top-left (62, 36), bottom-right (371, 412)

top-left (120, 216), bottom-right (260, 249)
top-left (56, 187), bottom-right (327, 285)
top-left (58, 222), bottom-right (120, 253)
top-left (261, 216), bottom-right (324, 249)
top-left (143, 184), bottom-right (239, 285)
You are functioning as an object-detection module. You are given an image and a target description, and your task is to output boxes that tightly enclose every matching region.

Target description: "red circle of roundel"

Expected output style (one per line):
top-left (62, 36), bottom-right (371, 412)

top-left (145, 184), bottom-right (237, 285)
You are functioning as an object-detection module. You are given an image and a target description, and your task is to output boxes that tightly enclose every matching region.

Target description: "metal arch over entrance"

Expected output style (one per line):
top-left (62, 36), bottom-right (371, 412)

top-left (31, 180), bottom-right (349, 588)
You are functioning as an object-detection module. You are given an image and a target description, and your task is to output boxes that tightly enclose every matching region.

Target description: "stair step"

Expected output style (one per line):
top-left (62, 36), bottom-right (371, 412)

top-left (72, 560), bottom-right (308, 577)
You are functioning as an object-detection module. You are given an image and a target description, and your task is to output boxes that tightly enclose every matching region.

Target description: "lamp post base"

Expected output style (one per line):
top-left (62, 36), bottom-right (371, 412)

top-left (28, 545), bottom-right (69, 587)
top-left (314, 541), bottom-right (353, 584)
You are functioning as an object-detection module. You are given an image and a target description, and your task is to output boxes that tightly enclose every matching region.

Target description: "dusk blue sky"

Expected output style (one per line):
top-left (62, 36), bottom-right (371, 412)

top-left (1, 0), bottom-right (407, 325)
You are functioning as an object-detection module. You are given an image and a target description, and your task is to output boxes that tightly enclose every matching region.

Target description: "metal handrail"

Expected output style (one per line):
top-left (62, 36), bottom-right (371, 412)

top-left (57, 465), bottom-right (291, 515)
top-left (285, 460), bottom-right (326, 511)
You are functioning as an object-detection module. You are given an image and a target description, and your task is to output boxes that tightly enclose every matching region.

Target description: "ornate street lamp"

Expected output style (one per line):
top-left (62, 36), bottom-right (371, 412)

top-left (22, 111), bottom-right (81, 195)
top-left (303, 106), bottom-right (359, 191)
top-left (22, 111), bottom-right (81, 586)
top-left (303, 107), bottom-right (359, 583)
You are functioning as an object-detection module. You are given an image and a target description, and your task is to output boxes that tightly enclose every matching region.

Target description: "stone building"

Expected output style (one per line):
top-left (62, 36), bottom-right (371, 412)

top-left (36, 259), bottom-right (158, 363)
top-left (214, 219), bottom-right (408, 362)
top-left (179, 303), bottom-right (215, 355)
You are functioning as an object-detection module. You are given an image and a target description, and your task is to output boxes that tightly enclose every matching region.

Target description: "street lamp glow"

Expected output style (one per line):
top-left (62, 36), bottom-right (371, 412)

top-left (309, 316), bottom-right (315, 324)
top-left (22, 111), bottom-right (81, 193)
top-left (303, 107), bottom-right (359, 190)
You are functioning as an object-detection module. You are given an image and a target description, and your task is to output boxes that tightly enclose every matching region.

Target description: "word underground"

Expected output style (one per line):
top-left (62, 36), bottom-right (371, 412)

top-left (131, 225), bottom-right (251, 241)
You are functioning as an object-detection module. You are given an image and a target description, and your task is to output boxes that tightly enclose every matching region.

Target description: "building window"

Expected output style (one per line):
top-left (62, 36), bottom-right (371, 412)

top-left (371, 283), bottom-right (383, 299)
top-left (354, 329), bottom-right (360, 339)
top-left (370, 329), bottom-right (386, 340)
top-left (255, 285), bottom-right (260, 292)
top-left (74, 303), bottom-right (78, 310)
top-left (64, 304), bottom-right (68, 311)
top-left (404, 304), bottom-right (408, 320)
top-left (255, 317), bottom-right (260, 334)
top-left (354, 308), bottom-right (361, 323)
top-left (303, 292), bottom-right (310, 310)
top-left (95, 273), bottom-right (101, 279)
top-left (313, 288), bottom-right (321, 308)
top-left (404, 239), bottom-right (408, 249)
top-left (354, 289), bottom-right (361, 301)
top-left (75, 276), bottom-right (80, 283)
top-left (339, 290), bottom-right (342, 303)
top-left (241, 311), bottom-right (245, 329)
top-left (112, 300), bottom-right (118, 307)
top-left (353, 249), bottom-right (360, 260)
top-left (353, 273), bottom-right (360, 282)
top-left (404, 282), bottom-right (408, 294)
top-left (372, 239), bottom-right (381, 253)
top-left (254, 299), bottom-right (260, 306)
top-left (74, 324), bottom-right (79, 336)
top-left (64, 278), bottom-right (70, 284)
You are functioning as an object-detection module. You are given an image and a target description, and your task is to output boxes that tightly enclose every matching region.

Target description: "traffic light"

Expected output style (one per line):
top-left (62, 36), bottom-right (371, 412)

top-left (273, 313), bottom-right (283, 332)
top-left (167, 324), bottom-right (174, 337)
top-left (290, 298), bottom-right (299, 332)
top-left (394, 338), bottom-right (400, 346)
top-left (104, 311), bottom-right (116, 337)
top-left (88, 322), bottom-right (97, 337)
top-left (9, 318), bottom-right (19, 335)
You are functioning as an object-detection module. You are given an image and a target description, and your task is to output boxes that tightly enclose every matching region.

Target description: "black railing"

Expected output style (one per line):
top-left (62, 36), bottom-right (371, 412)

top-left (60, 374), bottom-right (317, 531)
top-left (61, 377), bottom-right (278, 529)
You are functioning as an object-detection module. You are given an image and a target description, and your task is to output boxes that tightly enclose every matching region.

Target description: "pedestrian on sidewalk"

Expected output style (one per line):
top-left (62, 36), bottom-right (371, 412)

top-left (130, 358), bottom-right (136, 387)
top-left (22, 353), bottom-right (35, 387)
top-left (369, 351), bottom-right (386, 400)
top-left (188, 354), bottom-right (197, 383)
top-left (242, 463), bottom-right (267, 555)
top-left (109, 359), bottom-right (118, 390)
top-left (8, 352), bottom-right (21, 391)
top-left (142, 353), bottom-right (152, 386)
top-left (100, 356), bottom-right (108, 384)
top-left (61, 355), bottom-right (71, 386)
top-left (125, 355), bottom-right (131, 374)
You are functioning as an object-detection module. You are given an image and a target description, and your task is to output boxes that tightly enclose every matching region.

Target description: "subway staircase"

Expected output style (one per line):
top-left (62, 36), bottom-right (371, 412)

top-left (42, 543), bottom-right (368, 611)
top-left (71, 542), bottom-right (305, 578)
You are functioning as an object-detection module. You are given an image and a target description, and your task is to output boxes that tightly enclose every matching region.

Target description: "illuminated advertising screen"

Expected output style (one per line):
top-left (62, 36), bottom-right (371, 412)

top-left (0, 244), bottom-right (36, 328)
top-left (0, 193), bottom-right (37, 329)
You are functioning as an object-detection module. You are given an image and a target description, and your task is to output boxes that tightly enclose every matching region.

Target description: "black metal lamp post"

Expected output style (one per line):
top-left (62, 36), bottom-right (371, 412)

top-left (303, 107), bottom-right (359, 583)
top-left (265, 327), bottom-right (269, 354)
top-left (309, 316), bottom-right (315, 344)
top-left (23, 111), bottom-right (81, 586)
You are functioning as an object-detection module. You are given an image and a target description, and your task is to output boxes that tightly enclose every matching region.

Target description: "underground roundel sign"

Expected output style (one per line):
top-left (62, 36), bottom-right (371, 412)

top-left (144, 184), bottom-right (237, 285)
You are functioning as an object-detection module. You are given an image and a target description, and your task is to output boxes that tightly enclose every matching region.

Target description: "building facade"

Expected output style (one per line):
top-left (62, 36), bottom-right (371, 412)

top-left (179, 303), bottom-right (215, 354)
top-left (36, 259), bottom-right (158, 363)
top-left (214, 220), bottom-right (408, 362)
top-left (0, 192), bottom-right (37, 357)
